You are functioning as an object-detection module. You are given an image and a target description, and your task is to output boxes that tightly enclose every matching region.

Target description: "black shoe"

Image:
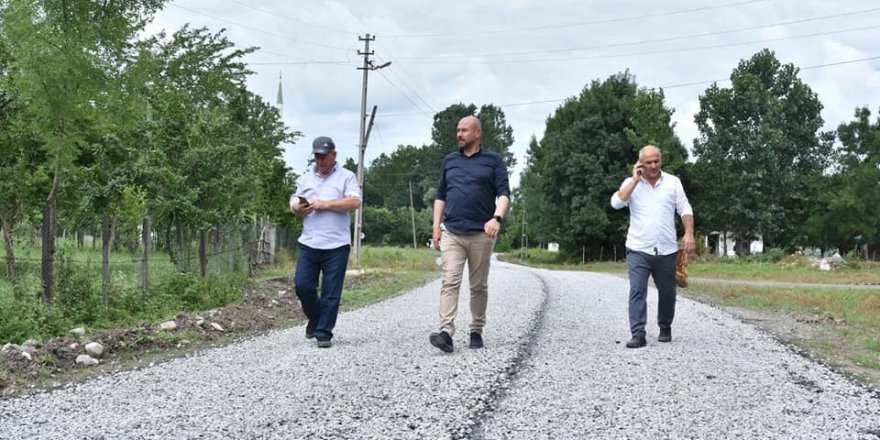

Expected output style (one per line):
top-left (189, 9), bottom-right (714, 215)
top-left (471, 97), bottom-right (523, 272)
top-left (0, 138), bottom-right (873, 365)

top-left (316, 338), bottom-right (332, 348)
top-left (658, 327), bottom-right (672, 343)
top-left (429, 331), bottom-right (454, 353)
top-left (469, 332), bottom-right (484, 349)
top-left (305, 320), bottom-right (317, 339)
top-left (626, 335), bottom-right (647, 348)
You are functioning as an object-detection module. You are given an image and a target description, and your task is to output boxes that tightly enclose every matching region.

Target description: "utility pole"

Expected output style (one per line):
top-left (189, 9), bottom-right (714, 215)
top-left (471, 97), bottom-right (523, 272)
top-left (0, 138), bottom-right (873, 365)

top-left (409, 181), bottom-right (417, 248)
top-left (353, 34), bottom-right (390, 267)
top-left (520, 198), bottom-right (528, 261)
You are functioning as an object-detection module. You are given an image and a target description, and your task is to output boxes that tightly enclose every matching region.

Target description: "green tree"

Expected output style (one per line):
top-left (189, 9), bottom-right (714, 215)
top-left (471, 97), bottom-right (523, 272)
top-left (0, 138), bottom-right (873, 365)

top-left (430, 103), bottom-right (516, 170)
top-left (522, 72), bottom-right (685, 257)
top-left (1, 0), bottom-right (164, 308)
top-left (806, 107), bottom-right (880, 255)
top-left (692, 49), bottom-right (833, 251)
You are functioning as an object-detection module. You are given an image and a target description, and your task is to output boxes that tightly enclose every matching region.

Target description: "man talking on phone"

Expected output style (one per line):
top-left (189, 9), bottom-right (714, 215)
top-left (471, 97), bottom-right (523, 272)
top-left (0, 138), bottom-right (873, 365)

top-left (610, 145), bottom-right (695, 348)
top-left (289, 136), bottom-right (362, 348)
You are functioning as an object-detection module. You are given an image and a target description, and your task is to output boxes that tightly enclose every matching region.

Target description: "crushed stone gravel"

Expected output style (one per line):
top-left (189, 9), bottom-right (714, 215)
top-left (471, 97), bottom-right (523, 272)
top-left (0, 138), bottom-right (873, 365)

top-left (1, 260), bottom-right (878, 439)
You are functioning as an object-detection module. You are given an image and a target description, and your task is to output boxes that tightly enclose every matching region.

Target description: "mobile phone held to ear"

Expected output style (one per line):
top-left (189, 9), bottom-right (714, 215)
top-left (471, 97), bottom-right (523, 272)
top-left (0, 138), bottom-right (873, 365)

top-left (636, 161), bottom-right (643, 176)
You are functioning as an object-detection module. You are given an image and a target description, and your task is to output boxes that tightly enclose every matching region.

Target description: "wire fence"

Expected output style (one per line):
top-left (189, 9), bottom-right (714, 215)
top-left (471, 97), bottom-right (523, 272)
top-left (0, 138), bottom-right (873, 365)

top-left (0, 216), bottom-right (302, 306)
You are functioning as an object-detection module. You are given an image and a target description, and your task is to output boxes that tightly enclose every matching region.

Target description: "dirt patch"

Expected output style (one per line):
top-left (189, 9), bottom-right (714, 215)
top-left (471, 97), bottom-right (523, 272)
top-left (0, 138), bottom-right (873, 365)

top-left (0, 277), bottom-right (304, 400)
top-left (684, 294), bottom-right (880, 391)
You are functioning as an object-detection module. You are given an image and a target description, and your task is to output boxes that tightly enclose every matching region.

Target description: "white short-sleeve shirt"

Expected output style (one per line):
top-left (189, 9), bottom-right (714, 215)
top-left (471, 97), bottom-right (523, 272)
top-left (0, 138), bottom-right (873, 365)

top-left (291, 163), bottom-right (362, 249)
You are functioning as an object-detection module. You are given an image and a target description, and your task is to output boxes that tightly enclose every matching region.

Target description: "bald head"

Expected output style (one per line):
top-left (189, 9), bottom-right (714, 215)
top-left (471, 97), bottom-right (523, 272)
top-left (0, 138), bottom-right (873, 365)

top-left (459, 116), bottom-right (482, 131)
top-left (457, 116), bottom-right (483, 151)
top-left (639, 145), bottom-right (662, 161)
top-left (637, 144), bottom-right (663, 180)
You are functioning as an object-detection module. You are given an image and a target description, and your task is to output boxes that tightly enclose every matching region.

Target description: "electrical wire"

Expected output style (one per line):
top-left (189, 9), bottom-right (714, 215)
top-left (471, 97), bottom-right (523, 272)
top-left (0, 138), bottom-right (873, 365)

top-left (392, 7), bottom-right (880, 61)
top-left (399, 23), bottom-right (880, 65)
top-left (167, 3), bottom-right (352, 51)
top-left (383, 0), bottom-right (771, 38)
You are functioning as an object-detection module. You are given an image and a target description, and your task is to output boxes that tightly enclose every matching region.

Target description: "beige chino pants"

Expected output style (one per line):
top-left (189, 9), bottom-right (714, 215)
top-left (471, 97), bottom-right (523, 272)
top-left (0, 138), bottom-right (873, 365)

top-left (438, 226), bottom-right (496, 336)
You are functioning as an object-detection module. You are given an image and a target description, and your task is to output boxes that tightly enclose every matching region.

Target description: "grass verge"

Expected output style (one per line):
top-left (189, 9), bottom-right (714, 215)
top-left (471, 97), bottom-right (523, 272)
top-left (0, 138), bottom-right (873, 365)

top-left (685, 282), bottom-right (880, 389)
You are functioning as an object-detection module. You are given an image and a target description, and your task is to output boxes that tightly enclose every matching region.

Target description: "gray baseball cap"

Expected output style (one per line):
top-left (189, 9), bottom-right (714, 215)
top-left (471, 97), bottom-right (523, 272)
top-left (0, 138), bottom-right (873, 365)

top-left (312, 136), bottom-right (336, 154)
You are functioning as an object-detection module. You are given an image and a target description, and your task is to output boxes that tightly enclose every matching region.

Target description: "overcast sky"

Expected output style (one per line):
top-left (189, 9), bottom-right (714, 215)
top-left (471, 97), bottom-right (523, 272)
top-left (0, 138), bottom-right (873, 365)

top-left (147, 0), bottom-right (880, 187)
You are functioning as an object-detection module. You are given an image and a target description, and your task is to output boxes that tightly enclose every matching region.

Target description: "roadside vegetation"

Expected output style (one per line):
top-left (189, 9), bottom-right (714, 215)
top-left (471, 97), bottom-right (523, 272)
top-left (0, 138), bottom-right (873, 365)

top-left (1, 245), bottom-right (439, 345)
top-left (0, 246), bottom-right (440, 399)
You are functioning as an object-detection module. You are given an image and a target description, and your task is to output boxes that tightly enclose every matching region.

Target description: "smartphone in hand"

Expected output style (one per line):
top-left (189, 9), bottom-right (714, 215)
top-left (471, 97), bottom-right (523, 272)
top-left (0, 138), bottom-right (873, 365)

top-left (298, 196), bottom-right (309, 207)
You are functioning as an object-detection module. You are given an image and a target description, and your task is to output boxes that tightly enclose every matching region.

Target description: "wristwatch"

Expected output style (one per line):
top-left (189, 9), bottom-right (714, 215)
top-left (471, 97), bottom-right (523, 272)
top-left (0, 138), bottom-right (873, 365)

top-left (493, 215), bottom-right (503, 224)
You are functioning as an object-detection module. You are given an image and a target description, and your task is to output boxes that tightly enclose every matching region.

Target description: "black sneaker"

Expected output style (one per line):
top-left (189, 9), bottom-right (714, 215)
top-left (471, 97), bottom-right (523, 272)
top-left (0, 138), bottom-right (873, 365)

top-left (625, 335), bottom-right (647, 348)
top-left (305, 320), bottom-right (317, 339)
top-left (658, 327), bottom-right (672, 343)
top-left (469, 332), bottom-right (484, 349)
top-left (316, 338), bottom-right (332, 348)
top-left (429, 331), bottom-right (454, 353)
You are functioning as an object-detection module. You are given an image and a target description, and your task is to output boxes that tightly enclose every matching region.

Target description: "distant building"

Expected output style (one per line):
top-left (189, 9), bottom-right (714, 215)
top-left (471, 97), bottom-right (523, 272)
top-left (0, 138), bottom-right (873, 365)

top-left (548, 242), bottom-right (560, 253)
top-left (705, 232), bottom-right (763, 257)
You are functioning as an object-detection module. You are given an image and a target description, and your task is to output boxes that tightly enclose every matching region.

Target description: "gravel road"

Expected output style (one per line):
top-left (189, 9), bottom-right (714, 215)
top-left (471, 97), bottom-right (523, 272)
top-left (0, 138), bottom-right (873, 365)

top-left (1, 260), bottom-right (878, 439)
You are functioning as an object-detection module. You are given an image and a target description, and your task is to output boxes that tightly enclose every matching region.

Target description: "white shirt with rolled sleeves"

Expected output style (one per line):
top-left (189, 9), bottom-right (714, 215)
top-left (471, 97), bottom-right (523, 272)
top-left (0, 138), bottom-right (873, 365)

top-left (291, 163), bottom-right (362, 250)
top-left (610, 171), bottom-right (693, 256)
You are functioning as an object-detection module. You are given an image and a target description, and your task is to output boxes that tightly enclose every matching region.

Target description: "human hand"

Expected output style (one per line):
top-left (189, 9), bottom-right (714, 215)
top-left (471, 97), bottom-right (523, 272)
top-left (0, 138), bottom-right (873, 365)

top-left (484, 218), bottom-right (501, 238)
top-left (632, 161), bottom-right (644, 180)
top-left (682, 233), bottom-right (696, 255)
top-left (433, 228), bottom-right (441, 250)
top-left (298, 197), bottom-right (314, 215)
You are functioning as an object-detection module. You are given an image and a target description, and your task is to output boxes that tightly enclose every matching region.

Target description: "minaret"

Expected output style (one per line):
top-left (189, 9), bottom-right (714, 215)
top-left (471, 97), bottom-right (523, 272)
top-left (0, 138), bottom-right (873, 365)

top-left (275, 71), bottom-right (283, 117)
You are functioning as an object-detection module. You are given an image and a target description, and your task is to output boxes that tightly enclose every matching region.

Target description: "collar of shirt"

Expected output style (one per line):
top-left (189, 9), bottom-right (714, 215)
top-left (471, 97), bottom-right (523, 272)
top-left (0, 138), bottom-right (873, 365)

top-left (458, 145), bottom-right (482, 157)
top-left (313, 162), bottom-right (339, 177)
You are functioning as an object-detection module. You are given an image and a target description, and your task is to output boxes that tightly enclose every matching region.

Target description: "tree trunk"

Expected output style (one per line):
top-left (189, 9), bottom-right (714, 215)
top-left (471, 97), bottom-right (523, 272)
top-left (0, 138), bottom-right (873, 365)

top-left (102, 211), bottom-right (114, 309)
top-left (141, 215), bottom-right (150, 300)
top-left (213, 227), bottom-right (221, 275)
top-left (164, 219), bottom-right (174, 263)
top-left (227, 224), bottom-right (234, 273)
top-left (0, 210), bottom-right (16, 281)
top-left (41, 199), bottom-right (56, 311)
top-left (199, 229), bottom-right (206, 278)
top-left (176, 223), bottom-right (185, 273)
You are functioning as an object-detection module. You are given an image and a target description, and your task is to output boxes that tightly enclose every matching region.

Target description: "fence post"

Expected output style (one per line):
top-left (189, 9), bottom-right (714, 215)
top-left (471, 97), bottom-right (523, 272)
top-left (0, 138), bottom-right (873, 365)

top-left (141, 215), bottom-right (150, 299)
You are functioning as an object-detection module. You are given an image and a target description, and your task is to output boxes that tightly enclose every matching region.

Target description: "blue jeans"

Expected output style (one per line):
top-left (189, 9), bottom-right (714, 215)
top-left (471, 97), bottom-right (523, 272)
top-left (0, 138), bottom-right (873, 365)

top-left (294, 244), bottom-right (350, 341)
top-left (626, 249), bottom-right (677, 337)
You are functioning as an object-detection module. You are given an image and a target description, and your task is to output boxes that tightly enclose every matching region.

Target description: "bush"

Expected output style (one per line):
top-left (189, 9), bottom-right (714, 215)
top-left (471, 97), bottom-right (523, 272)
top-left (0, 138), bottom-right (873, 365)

top-left (0, 297), bottom-right (65, 344)
top-left (746, 248), bottom-right (786, 263)
top-left (55, 253), bottom-right (101, 324)
top-left (161, 273), bottom-right (244, 311)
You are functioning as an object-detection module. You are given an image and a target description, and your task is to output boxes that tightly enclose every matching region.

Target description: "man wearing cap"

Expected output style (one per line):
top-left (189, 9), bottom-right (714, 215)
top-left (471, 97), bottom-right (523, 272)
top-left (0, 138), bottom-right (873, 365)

top-left (429, 116), bottom-right (510, 353)
top-left (290, 136), bottom-right (362, 348)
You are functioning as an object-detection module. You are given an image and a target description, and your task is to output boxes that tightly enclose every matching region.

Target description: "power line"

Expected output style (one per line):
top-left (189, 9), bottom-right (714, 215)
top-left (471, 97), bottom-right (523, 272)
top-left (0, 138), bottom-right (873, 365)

top-left (384, 0), bottom-right (771, 38)
top-left (371, 54), bottom-right (880, 115)
top-left (401, 23), bottom-right (880, 65)
top-left (375, 70), bottom-right (433, 118)
top-left (167, 3), bottom-right (352, 51)
top-left (224, 0), bottom-right (358, 36)
top-left (392, 7), bottom-right (880, 61)
top-left (374, 43), bottom-right (438, 114)
top-left (248, 60), bottom-right (352, 66)
top-left (661, 55), bottom-right (880, 89)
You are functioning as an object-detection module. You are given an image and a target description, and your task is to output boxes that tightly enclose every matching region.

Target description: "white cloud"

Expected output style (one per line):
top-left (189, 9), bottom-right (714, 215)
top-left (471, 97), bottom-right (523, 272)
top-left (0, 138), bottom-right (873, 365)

top-left (154, 0), bottom-right (880, 184)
